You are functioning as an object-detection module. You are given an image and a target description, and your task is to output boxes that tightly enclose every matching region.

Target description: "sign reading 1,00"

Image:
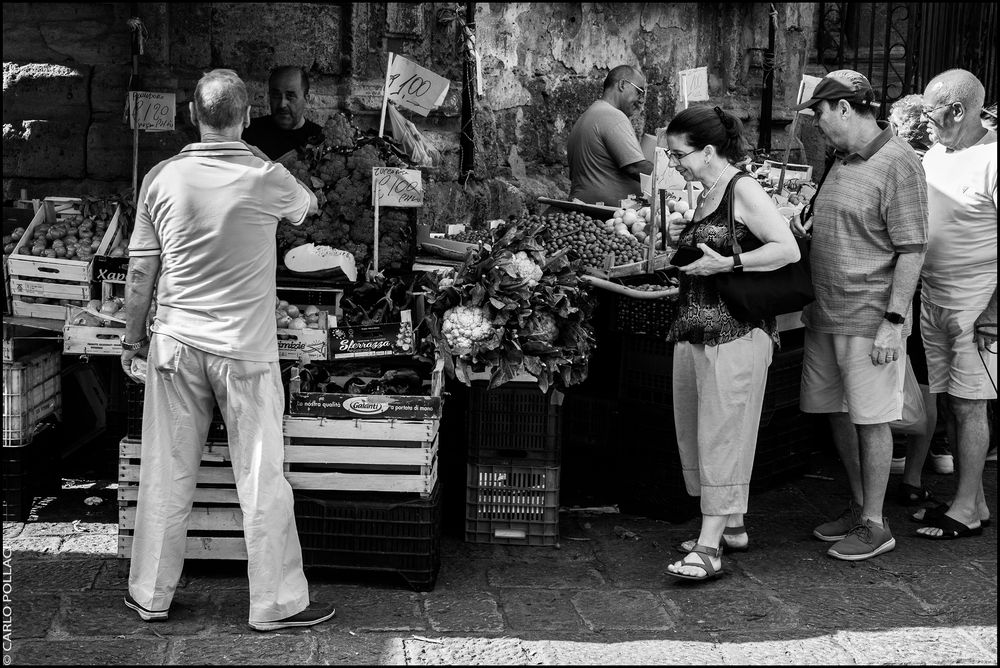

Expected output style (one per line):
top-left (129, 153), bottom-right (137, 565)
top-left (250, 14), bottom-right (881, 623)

top-left (387, 72), bottom-right (433, 102)
top-left (130, 91), bottom-right (175, 131)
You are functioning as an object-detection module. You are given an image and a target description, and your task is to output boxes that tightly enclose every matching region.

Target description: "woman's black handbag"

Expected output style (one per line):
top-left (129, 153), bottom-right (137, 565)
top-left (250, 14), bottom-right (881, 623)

top-left (713, 173), bottom-right (815, 322)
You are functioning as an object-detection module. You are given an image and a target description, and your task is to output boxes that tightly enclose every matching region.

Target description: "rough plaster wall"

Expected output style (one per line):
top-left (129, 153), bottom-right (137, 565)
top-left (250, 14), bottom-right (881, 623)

top-left (3, 2), bottom-right (822, 228)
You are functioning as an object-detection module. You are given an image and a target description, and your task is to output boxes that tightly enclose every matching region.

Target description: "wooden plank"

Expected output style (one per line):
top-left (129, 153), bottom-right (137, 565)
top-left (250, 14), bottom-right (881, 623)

top-left (10, 277), bottom-right (92, 301)
top-left (283, 416), bottom-right (438, 442)
top-left (117, 486), bottom-right (240, 504)
top-left (284, 460), bottom-right (437, 495)
top-left (284, 442), bottom-right (435, 466)
top-left (118, 536), bottom-right (248, 561)
top-left (120, 506), bottom-right (244, 532)
top-left (119, 441), bottom-right (230, 459)
top-left (119, 463), bottom-right (235, 485)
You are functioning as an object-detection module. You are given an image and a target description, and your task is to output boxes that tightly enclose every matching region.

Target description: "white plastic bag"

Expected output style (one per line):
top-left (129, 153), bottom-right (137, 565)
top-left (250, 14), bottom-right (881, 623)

top-left (890, 356), bottom-right (926, 436)
top-left (387, 103), bottom-right (441, 167)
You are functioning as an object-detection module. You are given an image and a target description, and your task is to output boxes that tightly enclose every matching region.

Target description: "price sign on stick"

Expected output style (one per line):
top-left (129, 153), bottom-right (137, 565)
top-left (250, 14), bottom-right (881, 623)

top-left (129, 91), bottom-right (175, 131)
top-left (385, 54), bottom-right (450, 117)
top-left (372, 167), bottom-right (424, 207)
top-left (679, 67), bottom-right (710, 104)
top-left (796, 74), bottom-right (823, 116)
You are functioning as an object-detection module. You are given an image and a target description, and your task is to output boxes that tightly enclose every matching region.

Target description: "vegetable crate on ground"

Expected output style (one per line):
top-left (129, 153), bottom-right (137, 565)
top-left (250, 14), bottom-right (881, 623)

top-left (3, 422), bottom-right (60, 522)
top-left (7, 199), bottom-right (124, 321)
top-left (465, 462), bottom-right (561, 546)
top-left (3, 344), bottom-right (62, 447)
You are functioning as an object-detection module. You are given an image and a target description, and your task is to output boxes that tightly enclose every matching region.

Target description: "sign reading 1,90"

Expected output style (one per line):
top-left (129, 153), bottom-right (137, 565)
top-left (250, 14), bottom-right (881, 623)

top-left (129, 91), bottom-right (176, 131)
top-left (372, 167), bottom-right (423, 208)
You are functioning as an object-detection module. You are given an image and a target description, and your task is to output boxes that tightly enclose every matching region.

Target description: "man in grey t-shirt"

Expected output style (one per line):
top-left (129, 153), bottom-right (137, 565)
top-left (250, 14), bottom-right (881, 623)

top-left (567, 65), bottom-right (653, 205)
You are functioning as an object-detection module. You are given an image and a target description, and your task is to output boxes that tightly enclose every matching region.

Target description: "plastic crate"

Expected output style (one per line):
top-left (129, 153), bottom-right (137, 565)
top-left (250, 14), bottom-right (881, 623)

top-left (295, 483), bottom-right (442, 591)
top-left (766, 343), bottom-right (804, 412)
top-left (463, 380), bottom-right (562, 465)
top-left (465, 463), bottom-right (560, 546)
top-left (751, 406), bottom-right (821, 492)
top-left (3, 345), bottom-right (62, 446)
top-left (125, 380), bottom-right (227, 441)
top-left (615, 292), bottom-right (679, 338)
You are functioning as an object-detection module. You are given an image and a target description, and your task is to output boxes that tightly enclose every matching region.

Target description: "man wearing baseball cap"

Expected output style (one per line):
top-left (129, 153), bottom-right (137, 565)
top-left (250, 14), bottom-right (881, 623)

top-left (796, 70), bottom-right (929, 561)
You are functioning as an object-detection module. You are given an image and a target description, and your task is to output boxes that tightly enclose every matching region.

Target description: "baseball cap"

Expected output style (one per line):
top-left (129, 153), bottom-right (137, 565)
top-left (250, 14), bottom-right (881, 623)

top-left (795, 69), bottom-right (877, 111)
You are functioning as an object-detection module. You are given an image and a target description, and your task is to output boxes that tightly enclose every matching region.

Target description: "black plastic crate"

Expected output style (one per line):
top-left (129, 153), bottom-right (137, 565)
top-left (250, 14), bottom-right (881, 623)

top-left (295, 483), bottom-right (442, 592)
top-left (126, 381), bottom-right (228, 441)
top-left (463, 380), bottom-right (562, 465)
top-left (465, 463), bottom-right (560, 546)
top-left (751, 406), bottom-right (822, 492)
top-left (766, 344), bottom-right (804, 412)
top-left (615, 291), bottom-right (679, 339)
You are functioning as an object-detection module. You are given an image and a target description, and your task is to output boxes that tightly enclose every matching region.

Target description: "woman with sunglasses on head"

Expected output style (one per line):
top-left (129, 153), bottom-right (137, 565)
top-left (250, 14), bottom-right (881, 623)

top-left (662, 106), bottom-right (800, 582)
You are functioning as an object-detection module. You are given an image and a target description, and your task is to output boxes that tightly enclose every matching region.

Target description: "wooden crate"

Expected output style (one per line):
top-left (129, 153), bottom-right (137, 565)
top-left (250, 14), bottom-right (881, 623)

top-left (8, 199), bottom-right (122, 319)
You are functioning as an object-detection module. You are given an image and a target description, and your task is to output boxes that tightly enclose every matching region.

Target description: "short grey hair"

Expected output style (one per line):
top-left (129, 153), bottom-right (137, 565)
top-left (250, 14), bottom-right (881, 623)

top-left (925, 69), bottom-right (985, 113)
top-left (193, 69), bottom-right (248, 130)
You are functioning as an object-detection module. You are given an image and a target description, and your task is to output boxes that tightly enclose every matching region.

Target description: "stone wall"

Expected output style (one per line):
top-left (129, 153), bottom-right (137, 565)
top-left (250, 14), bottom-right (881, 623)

top-left (3, 2), bottom-right (824, 227)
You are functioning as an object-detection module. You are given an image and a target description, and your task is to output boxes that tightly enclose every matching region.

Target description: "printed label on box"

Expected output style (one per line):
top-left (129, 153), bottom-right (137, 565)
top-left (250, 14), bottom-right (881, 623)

top-left (289, 392), bottom-right (442, 419)
top-left (329, 311), bottom-right (413, 359)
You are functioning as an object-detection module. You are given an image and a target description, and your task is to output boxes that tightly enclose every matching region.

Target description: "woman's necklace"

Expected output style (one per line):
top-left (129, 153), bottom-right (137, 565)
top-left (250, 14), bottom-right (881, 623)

top-left (699, 164), bottom-right (730, 203)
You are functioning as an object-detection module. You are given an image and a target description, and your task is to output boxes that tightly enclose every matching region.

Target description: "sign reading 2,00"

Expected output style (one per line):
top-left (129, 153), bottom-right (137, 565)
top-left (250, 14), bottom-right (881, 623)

top-left (129, 91), bottom-right (176, 131)
top-left (372, 167), bottom-right (423, 208)
top-left (388, 72), bottom-right (433, 101)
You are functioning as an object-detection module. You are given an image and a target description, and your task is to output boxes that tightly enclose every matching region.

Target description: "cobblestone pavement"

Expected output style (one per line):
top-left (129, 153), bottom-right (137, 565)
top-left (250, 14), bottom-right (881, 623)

top-left (3, 452), bottom-right (996, 665)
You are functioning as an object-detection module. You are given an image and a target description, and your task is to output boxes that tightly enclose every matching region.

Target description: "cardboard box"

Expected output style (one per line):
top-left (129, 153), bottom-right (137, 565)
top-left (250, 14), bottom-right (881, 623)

top-left (276, 310), bottom-right (330, 361)
top-left (288, 357), bottom-right (444, 419)
top-left (328, 310), bottom-right (413, 359)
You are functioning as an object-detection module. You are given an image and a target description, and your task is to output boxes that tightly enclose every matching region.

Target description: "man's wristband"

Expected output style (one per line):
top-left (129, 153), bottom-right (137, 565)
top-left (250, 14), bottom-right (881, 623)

top-left (121, 336), bottom-right (148, 351)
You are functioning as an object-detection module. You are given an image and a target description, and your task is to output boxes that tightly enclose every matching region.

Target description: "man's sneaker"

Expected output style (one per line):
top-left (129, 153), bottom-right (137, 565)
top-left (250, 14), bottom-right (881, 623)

top-left (928, 444), bottom-right (954, 474)
top-left (124, 593), bottom-right (169, 622)
top-left (827, 518), bottom-right (896, 561)
top-left (249, 601), bottom-right (336, 632)
top-left (813, 500), bottom-right (862, 542)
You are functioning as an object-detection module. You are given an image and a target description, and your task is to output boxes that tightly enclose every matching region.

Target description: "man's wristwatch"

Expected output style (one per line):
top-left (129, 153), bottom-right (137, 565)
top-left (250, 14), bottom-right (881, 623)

top-left (883, 311), bottom-right (905, 325)
top-left (121, 336), bottom-right (149, 351)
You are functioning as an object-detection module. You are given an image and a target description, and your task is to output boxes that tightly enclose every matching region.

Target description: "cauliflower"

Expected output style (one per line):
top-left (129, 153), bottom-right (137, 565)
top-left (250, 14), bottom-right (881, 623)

top-left (441, 305), bottom-right (497, 356)
top-left (504, 251), bottom-right (544, 287)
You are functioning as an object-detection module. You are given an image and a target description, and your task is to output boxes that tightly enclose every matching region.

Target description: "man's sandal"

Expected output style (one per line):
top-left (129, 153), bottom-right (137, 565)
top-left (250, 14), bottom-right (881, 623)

top-left (912, 503), bottom-right (992, 527)
top-left (896, 483), bottom-right (938, 506)
top-left (666, 545), bottom-right (723, 582)
top-left (677, 526), bottom-right (749, 554)
top-left (915, 513), bottom-right (983, 540)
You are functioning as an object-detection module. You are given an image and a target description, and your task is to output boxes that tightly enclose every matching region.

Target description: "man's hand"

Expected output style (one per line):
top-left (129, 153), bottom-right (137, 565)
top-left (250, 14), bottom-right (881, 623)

top-left (973, 311), bottom-right (997, 352)
top-left (789, 212), bottom-right (813, 238)
top-left (121, 345), bottom-right (149, 383)
top-left (870, 320), bottom-right (903, 366)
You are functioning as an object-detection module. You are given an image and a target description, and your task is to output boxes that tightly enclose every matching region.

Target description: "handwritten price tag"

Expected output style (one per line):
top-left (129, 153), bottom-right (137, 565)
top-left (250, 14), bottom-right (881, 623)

top-left (372, 167), bottom-right (423, 207)
top-left (385, 54), bottom-right (450, 117)
top-left (129, 91), bottom-right (175, 131)
top-left (679, 67), bottom-right (709, 103)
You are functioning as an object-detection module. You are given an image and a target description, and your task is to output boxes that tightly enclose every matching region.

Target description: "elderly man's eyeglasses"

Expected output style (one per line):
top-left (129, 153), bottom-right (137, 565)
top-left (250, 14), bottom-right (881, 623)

top-left (666, 149), bottom-right (697, 163)
top-left (920, 103), bottom-right (953, 117)
top-left (622, 79), bottom-right (646, 97)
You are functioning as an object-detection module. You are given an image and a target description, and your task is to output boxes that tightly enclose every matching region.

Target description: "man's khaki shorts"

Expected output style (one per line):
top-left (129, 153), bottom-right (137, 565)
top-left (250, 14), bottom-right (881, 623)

top-left (800, 330), bottom-right (905, 424)
top-left (921, 301), bottom-right (998, 401)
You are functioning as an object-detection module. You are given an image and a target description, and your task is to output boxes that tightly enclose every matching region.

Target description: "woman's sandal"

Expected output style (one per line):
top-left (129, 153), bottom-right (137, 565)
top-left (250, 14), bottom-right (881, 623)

top-left (677, 525), bottom-right (749, 554)
top-left (666, 545), bottom-right (723, 582)
top-left (896, 483), bottom-right (938, 506)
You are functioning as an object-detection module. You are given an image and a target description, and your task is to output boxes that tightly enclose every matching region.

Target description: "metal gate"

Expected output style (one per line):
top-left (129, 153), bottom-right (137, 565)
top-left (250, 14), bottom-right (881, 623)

top-left (816, 2), bottom-right (996, 114)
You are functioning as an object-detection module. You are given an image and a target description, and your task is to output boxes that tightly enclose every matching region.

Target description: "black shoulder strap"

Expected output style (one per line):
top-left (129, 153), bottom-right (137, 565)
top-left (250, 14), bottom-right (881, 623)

top-left (726, 172), bottom-right (751, 254)
top-left (800, 152), bottom-right (836, 227)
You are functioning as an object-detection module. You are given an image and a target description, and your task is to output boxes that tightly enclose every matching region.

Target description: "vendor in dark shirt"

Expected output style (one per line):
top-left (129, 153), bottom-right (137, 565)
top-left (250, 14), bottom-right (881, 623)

top-left (242, 66), bottom-right (323, 160)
